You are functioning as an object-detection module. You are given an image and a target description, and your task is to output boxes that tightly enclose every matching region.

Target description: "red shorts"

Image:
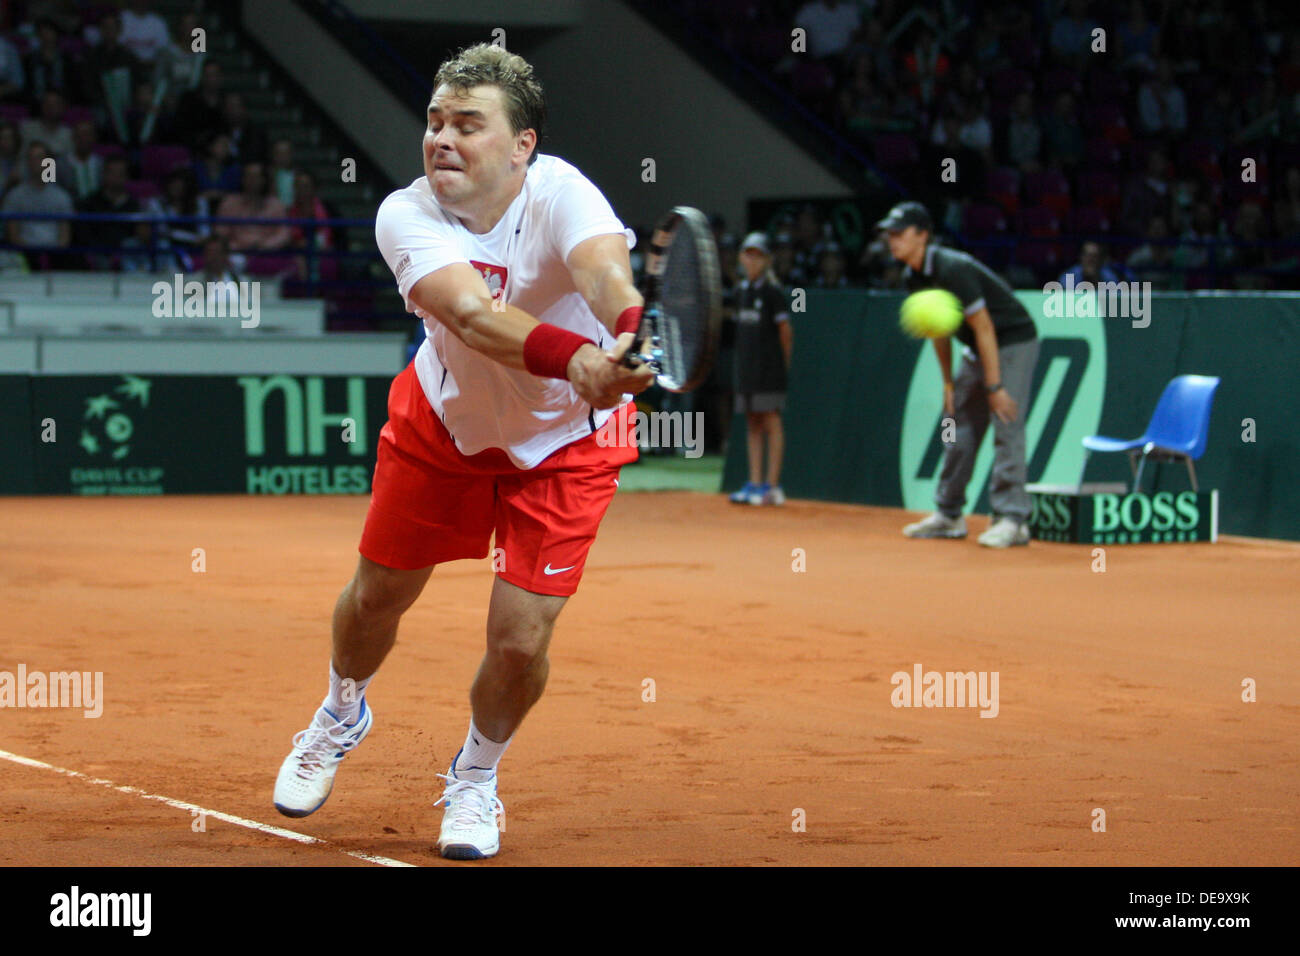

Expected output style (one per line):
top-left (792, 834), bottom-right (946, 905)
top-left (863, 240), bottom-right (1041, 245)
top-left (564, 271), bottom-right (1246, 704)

top-left (359, 362), bottom-right (638, 596)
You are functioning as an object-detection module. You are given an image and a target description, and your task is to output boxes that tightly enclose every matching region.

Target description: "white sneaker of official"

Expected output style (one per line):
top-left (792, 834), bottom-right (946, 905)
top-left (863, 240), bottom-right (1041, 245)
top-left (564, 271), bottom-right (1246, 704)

top-left (977, 517), bottom-right (1030, 548)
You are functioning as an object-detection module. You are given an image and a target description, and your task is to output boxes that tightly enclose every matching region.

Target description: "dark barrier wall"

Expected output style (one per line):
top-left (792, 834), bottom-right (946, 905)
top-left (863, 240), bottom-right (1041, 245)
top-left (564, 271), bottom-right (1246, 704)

top-left (2, 374), bottom-right (391, 495)
top-left (724, 291), bottom-right (1300, 541)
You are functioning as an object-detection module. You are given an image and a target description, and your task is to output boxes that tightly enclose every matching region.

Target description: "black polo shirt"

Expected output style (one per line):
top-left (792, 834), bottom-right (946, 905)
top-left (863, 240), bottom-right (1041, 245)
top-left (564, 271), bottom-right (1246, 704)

top-left (733, 275), bottom-right (789, 394)
top-left (903, 243), bottom-right (1036, 349)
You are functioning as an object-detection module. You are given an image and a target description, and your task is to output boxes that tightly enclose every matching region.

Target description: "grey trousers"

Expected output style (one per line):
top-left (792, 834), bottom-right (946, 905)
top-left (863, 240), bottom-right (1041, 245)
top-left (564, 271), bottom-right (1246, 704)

top-left (936, 337), bottom-right (1040, 523)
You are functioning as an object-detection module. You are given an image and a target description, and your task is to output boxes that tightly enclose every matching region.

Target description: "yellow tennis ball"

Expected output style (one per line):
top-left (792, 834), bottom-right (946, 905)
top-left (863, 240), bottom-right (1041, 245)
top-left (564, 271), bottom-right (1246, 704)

top-left (899, 288), bottom-right (964, 339)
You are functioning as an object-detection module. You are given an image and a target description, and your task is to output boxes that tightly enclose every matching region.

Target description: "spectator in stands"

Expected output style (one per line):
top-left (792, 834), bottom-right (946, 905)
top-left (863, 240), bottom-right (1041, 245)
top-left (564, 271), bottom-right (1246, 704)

top-left (198, 233), bottom-right (243, 314)
top-left (1196, 85), bottom-right (1242, 151)
top-left (288, 169), bottom-right (334, 281)
top-left (24, 1), bottom-right (80, 35)
top-left (791, 204), bottom-right (824, 280)
top-left (1042, 91), bottom-right (1084, 170)
top-left (64, 119), bottom-right (102, 199)
top-left (194, 131), bottom-right (240, 202)
top-left (0, 120), bottom-right (21, 194)
top-left (771, 232), bottom-right (801, 285)
top-left (1175, 199), bottom-right (1229, 272)
top-left (147, 165), bottom-right (210, 268)
top-left (1280, 35), bottom-right (1300, 99)
top-left (1161, 3), bottom-right (1203, 74)
top-left (812, 241), bottom-right (849, 288)
top-left (1273, 166), bottom-right (1300, 240)
top-left (1116, 1), bottom-right (1160, 75)
top-left (269, 137), bottom-right (295, 205)
top-left (1137, 58), bottom-right (1187, 139)
top-left (842, 20), bottom-right (894, 91)
top-left (959, 95), bottom-right (993, 162)
top-left (970, 11), bottom-right (1003, 72)
top-left (215, 160), bottom-right (290, 254)
top-left (174, 61), bottom-right (224, 151)
top-left (2, 140), bottom-right (74, 267)
top-left (1060, 241), bottom-right (1125, 286)
top-left (222, 91), bottom-right (267, 163)
top-left (1125, 214), bottom-right (1176, 290)
top-left (1005, 91), bottom-right (1042, 173)
top-left (77, 154), bottom-right (147, 269)
top-left (0, 32), bottom-right (24, 104)
top-left (81, 12), bottom-right (142, 134)
top-left (1049, 0), bottom-right (1099, 70)
top-left (23, 18), bottom-right (80, 106)
top-left (1228, 200), bottom-right (1271, 290)
top-left (904, 29), bottom-right (949, 111)
top-left (19, 90), bottom-right (73, 167)
top-left (1235, 75), bottom-right (1287, 145)
top-left (120, 78), bottom-right (172, 147)
top-left (1120, 147), bottom-right (1170, 237)
top-left (792, 0), bottom-right (860, 61)
top-left (154, 10), bottom-right (205, 95)
top-left (120, 0), bottom-right (171, 65)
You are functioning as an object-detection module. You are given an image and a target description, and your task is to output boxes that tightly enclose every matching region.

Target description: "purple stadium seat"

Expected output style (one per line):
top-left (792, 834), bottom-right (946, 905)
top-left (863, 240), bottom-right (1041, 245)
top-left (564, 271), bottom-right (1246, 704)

top-left (1013, 239), bottom-right (1063, 281)
top-left (792, 60), bottom-right (835, 99)
top-left (244, 254), bottom-right (296, 277)
top-left (92, 143), bottom-right (125, 159)
top-left (140, 144), bottom-right (192, 180)
top-left (1088, 69), bottom-right (1130, 102)
top-left (962, 203), bottom-right (1008, 238)
top-left (1025, 170), bottom-right (1071, 217)
top-left (871, 133), bottom-right (919, 168)
top-left (63, 105), bottom-right (94, 127)
top-left (747, 26), bottom-right (788, 65)
top-left (1019, 205), bottom-right (1062, 237)
top-left (124, 179), bottom-right (160, 202)
top-left (1077, 170), bottom-right (1122, 218)
top-left (1086, 137), bottom-right (1123, 167)
top-left (987, 166), bottom-right (1021, 215)
top-left (0, 103), bottom-right (30, 124)
top-left (989, 68), bottom-right (1033, 102)
top-left (1041, 68), bottom-right (1082, 98)
top-left (1070, 206), bottom-right (1111, 235)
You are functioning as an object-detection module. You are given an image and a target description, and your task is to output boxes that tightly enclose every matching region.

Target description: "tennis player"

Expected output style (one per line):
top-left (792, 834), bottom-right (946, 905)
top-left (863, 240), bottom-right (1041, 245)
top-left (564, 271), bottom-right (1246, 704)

top-left (273, 43), bottom-right (655, 859)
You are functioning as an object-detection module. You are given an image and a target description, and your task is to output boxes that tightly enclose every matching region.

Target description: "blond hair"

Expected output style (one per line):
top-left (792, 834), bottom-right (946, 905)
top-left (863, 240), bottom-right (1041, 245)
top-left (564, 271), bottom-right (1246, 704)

top-left (434, 43), bottom-right (546, 164)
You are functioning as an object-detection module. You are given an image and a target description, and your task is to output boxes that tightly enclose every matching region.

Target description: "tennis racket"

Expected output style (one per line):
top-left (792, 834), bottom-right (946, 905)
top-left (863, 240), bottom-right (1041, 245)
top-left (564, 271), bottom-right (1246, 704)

top-left (622, 205), bottom-right (722, 393)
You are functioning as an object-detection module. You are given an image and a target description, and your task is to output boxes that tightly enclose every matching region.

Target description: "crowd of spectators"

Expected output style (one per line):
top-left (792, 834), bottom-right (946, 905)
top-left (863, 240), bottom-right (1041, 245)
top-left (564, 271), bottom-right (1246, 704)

top-left (687, 0), bottom-right (1300, 290)
top-left (0, 1), bottom-right (336, 278)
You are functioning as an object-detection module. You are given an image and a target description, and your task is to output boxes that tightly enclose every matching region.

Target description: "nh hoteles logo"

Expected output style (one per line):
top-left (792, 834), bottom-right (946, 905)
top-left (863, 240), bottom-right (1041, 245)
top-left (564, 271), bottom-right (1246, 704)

top-left (237, 375), bottom-right (371, 495)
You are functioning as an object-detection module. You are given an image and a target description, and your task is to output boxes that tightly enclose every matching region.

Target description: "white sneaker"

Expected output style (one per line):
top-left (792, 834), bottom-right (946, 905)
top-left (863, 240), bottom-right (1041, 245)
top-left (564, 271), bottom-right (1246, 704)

top-left (978, 517), bottom-right (1030, 548)
top-left (763, 485), bottom-right (786, 506)
top-left (903, 512), bottom-right (967, 538)
top-left (273, 700), bottom-right (373, 818)
top-left (435, 768), bottom-right (504, 860)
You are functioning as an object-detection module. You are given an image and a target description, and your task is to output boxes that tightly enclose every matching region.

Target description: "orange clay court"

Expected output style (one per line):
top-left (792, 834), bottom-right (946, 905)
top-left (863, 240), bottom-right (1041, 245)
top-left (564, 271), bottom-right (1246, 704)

top-left (0, 492), bottom-right (1296, 867)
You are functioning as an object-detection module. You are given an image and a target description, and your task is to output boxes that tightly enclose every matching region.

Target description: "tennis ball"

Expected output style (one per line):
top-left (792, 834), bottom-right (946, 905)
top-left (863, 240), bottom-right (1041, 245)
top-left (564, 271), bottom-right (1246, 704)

top-left (899, 288), bottom-right (964, 339)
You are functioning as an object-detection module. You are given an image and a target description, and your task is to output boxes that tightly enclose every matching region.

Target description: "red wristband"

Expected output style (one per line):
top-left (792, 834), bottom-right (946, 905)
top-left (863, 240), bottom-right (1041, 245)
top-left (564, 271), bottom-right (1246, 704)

top-left (523, 323), bottom-right (593, 380)
top-left (615, 305), bottom-right (642, 338)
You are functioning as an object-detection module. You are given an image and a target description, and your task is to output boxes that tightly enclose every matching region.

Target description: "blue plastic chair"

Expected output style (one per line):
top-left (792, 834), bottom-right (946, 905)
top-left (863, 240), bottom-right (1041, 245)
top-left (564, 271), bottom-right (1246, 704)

top-left (1078, 374), bottom-right (1221, 492)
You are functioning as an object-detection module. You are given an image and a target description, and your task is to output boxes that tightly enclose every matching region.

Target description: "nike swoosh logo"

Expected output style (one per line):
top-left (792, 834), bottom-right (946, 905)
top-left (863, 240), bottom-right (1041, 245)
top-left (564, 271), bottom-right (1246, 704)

top-left (543, 563), bottom-right (576, 575)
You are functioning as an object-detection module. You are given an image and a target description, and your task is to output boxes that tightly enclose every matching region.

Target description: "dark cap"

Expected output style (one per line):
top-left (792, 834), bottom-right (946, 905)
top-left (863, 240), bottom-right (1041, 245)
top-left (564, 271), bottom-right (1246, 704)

top-left (876, 201), bottom-right (933, 233)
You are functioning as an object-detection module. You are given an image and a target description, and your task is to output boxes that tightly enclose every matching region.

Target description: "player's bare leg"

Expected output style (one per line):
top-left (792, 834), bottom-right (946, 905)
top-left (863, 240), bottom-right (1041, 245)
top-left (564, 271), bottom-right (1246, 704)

top-left (436, 576), bottom-right (565, 858)
top-left (471, 576), bottom-right (566, 740)
top-left (332, 555), bottom-right (433, 680)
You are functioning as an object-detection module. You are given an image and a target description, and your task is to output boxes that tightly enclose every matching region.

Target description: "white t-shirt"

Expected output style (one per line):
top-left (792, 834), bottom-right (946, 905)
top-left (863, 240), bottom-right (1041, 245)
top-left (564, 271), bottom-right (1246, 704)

top-left (375, 153), bottom-right (635, 469)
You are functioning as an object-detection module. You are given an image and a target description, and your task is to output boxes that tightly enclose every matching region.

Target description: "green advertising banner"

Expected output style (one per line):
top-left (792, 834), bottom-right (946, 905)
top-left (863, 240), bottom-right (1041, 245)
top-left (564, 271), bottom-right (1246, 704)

top-left (724, 290), bottom-right (1300, 541)
top-left (1029, 488), bottom-right (1218, 543)
top-left (14, 374), bottom-right (392, 495)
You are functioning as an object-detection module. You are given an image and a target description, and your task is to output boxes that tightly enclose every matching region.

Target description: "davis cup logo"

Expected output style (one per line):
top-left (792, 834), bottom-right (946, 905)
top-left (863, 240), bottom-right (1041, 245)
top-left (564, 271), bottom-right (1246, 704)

top-left (898, 291), bottom-right (1108, 512)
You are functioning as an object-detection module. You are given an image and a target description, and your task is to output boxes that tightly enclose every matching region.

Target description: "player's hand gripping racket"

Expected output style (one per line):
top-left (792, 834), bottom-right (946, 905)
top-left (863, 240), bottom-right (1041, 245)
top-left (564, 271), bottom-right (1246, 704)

top-left (621, 205), bottom-right (723, 393)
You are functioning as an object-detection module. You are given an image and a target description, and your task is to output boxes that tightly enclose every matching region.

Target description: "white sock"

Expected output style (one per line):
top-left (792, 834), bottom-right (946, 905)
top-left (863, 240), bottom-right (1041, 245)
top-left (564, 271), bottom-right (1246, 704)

top-left (324, 662), bottom-right (372, 726)
top-left (452, 719), bottom-right (511, 782)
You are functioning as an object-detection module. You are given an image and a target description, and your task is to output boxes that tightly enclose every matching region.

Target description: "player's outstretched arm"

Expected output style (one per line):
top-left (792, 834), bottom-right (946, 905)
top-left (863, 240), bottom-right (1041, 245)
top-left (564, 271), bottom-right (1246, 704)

top-left (407, 262), bottom-right (653, 408)
top-left (566, 234), bottom-right (643, 335)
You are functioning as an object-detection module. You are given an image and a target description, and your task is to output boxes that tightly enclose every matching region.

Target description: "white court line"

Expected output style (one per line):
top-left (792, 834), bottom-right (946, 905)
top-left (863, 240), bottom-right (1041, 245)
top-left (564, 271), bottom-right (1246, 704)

top-left (0, 748), bottom-right (415, 868)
